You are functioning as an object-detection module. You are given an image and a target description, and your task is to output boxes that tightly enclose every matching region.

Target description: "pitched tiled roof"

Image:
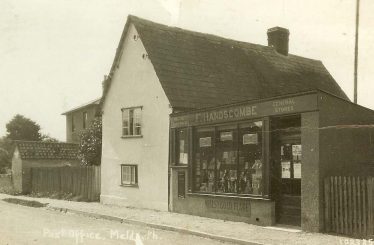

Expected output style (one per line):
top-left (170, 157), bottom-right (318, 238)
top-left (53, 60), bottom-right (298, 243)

top-left (15, 141), bottom-right (79, 160)
top-left (101, 15), bottom-right (349, 110)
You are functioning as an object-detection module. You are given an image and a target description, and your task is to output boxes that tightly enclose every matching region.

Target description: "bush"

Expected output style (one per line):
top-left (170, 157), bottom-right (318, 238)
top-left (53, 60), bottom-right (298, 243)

top-left (78, 117), bottom-right (102, 166)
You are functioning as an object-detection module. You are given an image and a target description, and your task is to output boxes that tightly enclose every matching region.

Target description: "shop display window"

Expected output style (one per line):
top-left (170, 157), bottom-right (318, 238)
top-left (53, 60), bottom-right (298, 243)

top-left (216, 125), bottom-right (238, 194)
top-left (192, 120), bottom-right (263, 196)
top-left (238, 121), bottom-right (263, 195)
top-left (194, 128), bottom-right (215, 193)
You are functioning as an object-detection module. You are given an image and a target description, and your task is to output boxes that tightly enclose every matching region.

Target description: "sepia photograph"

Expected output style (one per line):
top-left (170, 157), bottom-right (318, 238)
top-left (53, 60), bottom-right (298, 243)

top-left (1, 0), bottom-right (374, 244)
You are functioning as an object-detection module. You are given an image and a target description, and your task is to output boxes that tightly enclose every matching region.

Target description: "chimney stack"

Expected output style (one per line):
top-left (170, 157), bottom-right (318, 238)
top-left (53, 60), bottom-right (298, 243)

top-left (267, 27), bottom-right (290, 56)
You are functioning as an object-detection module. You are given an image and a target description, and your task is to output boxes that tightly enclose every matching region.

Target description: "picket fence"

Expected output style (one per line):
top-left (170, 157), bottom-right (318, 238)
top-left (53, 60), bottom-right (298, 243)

top-left (324, 176), bottom-right (374, 238)
top-left (31, 166), bottom-right (100, 202)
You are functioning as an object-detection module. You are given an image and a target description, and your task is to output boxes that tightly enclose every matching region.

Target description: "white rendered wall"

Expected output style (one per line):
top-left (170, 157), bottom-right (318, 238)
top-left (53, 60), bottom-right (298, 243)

top-left (101, 24), bottom-right (172, 211)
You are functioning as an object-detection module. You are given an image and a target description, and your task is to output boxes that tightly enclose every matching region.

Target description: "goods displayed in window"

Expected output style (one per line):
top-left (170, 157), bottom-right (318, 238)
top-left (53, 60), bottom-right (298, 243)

top-left (194, 128), bottom-right (215, 192)
top-left (193, 121), bottom-right (263, 196)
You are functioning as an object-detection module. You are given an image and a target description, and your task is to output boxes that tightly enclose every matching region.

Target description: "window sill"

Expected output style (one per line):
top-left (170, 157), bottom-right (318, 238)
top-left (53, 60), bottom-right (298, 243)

top-left (121, 135), bottom-right (143, 139)
top-left (187, 192), bottom-right (270, 201)
top-left (120, 184), bottom-right (139, 188)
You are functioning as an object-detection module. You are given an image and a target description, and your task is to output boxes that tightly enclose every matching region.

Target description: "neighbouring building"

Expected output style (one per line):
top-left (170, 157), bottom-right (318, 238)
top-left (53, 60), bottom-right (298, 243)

top-left (99, 15), bottom-right (374, 232)
top-left (12, 141), bottom-right (80, 193)
top-left (62, 98), bottom-right (101, 143)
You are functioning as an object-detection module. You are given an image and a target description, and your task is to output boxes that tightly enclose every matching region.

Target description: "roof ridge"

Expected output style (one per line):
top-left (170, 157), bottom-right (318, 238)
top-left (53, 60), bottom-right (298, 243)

top-left (129, 15), bottom-right (322, 62)
top-left (99, 15), bottom-right (349, 112)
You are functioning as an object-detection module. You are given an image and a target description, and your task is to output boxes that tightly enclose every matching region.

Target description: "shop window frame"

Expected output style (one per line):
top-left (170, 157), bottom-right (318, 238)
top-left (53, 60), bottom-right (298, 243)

top-left (175, 128), bottom-right (189, 165)
top-left (190, 119), bottom-right (267, 198)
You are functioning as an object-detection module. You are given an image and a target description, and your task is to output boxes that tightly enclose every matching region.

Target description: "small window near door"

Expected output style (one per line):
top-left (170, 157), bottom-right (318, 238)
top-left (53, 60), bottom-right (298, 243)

top-left (178, 172), bottom-right (186, 198)
top-left (121, 165), bottom-right (138, 186)
top-left (176, 128), bottom-right (189, 165)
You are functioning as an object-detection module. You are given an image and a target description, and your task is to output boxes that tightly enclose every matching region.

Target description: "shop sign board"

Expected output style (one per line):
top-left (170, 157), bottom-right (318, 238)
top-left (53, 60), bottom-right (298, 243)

top-left (205, 199), bottom-right (251, 214)
top-left (170, 93), bottom-right (317, 128)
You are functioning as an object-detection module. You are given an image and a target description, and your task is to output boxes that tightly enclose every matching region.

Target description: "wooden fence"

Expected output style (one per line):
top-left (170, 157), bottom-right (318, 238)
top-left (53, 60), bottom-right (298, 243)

top-left (31, 166), bottom-right (100, 202)
top-left (324, 176), bottom-right (374, 237)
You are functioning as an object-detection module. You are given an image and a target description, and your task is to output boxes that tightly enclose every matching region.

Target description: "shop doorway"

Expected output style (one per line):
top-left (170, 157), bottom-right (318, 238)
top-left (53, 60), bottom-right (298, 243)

top-left (271, 115), bottom-right (301, 226)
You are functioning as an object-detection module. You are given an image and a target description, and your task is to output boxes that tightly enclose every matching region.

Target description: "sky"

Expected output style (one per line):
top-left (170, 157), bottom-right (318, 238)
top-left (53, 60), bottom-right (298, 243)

top-left (1, 0), bottom-right (373, 141)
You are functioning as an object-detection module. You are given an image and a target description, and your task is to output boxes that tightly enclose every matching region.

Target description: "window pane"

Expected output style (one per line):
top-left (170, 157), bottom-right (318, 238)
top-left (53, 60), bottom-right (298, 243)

top-left (122, 165), bottom-right (137, 185)
top-left (133, 108), bottom-right (141, 135)
top-left (135, 126), bottom-right (141, 135)
top-left (216, 125), bottom-right (238, 194)
top-left (177, 128), bottom-right (188, 164)
top-left (194, 128), bottom-right (215, 193)
top-left (122, 109), bottom-right (129, 136)
top-left (238, 121), bottom-right (263, 195)
top-left (71, 115), bottom-right (75, 132)
top-left (122, 166), bottom-right (130, 184)
top-left (131, 166), bottom-right (135, 184)
top-left (83, 112), bottom-right (88, 129)
top-left (129, 109), bottom-right (134, 135)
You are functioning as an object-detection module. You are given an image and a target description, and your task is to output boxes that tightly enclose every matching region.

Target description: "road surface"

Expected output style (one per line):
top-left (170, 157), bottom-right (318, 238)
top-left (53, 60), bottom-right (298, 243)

top-left (0, 200), bottom-right (232, 245)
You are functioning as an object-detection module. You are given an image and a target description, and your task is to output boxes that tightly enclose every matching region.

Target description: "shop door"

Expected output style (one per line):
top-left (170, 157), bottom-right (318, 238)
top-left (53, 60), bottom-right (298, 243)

top-left (271, 116), bottom-right (301, 227)
top-left (277, 136), bottom-right (301, 226)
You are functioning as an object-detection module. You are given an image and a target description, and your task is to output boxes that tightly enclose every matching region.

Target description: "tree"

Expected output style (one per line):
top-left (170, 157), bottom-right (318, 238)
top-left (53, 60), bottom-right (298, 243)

top-left (0, 148), bottom-right (9, 173)
top-left (6, 114), bottom-right (42, 141)
top-left (0, 137), bottom-right (13, 172)
top-left (78, 117), bottom-right (102, 166)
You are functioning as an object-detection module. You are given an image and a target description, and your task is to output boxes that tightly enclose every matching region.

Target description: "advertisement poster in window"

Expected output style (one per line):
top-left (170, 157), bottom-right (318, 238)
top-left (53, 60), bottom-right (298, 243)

top-left (281, 161), bottom-right (291, 178)
top-left (243, 133), bottom-right (258, 145)
top-left (220, 131), bottom-right (233, 141)
top-left (292, 144), bottom-right (302, 161)
top-left (199, 137), bottom-right (211, 147)
top-left (179, 140), bottom-right (188, 164)
top-left (179, 153), bottom-right (188, 164)
top-left (294, 163), bottom-right (301, 179)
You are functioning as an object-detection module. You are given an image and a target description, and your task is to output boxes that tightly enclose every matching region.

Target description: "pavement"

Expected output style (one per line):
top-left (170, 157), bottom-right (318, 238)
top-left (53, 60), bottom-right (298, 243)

top-left (0, 193), bottom-right (367, 245)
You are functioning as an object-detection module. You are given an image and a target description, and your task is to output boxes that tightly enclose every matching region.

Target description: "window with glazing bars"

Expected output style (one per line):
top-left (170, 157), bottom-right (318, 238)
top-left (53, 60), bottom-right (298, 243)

top-left (122, 107), bottom-right (142, 136)
top-left (121, 165), bottom-right (138, 186)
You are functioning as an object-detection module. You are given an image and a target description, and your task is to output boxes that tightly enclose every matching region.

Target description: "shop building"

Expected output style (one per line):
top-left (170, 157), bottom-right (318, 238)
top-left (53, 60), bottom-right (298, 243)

top-left (98, 15), bottom-right (374, 231)
top-left (169, 91), bottom-right (374, 232)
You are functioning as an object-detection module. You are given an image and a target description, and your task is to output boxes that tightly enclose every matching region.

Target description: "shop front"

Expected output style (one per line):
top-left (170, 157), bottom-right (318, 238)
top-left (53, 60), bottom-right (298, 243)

top-left (169, 91), bottom-right (321, 228)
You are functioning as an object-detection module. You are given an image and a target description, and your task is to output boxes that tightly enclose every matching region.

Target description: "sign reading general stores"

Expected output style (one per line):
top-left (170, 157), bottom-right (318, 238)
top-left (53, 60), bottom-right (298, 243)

top-left (170, 93), bottom-right (317, 128)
